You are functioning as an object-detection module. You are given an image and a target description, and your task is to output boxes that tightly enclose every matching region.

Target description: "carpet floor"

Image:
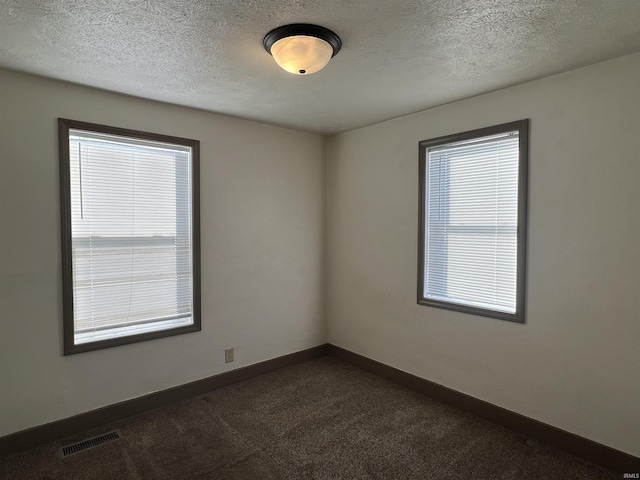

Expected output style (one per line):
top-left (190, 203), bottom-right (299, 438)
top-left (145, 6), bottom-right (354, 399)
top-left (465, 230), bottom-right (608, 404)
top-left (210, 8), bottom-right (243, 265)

top-left (0, 356), bottom-right (618, 479)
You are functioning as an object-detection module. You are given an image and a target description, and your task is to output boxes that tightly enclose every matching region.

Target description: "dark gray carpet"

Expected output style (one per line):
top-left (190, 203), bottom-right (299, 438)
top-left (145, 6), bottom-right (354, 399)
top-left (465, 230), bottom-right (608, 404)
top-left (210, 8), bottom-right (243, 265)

top-left (0, 357), bottom-right (618, 479)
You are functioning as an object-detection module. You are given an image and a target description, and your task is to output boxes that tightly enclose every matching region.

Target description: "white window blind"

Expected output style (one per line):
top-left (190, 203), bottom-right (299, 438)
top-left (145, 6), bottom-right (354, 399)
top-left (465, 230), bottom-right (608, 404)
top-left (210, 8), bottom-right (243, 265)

top-left (68, 129), bottom-right (194, 345)
top-left (423, 131), bottom-right (520, 314)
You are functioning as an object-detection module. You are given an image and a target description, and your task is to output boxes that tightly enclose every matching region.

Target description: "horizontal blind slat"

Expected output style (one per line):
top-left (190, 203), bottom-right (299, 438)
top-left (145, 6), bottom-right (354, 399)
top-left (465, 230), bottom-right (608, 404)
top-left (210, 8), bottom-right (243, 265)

top-left (424, 131), bottom-right (520, 314)
top-left (69, 129), bottom-right (194, 343)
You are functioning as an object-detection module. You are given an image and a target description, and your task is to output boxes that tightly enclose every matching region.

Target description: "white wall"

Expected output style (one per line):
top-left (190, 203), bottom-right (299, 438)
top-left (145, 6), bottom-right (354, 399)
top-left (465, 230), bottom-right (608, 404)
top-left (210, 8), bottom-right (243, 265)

top-left (326, 53), bottom-right (640, 456)
top-left (0, 69), bottom-right (326, 437)
top-left (1, 53), bottom-right (639, 455)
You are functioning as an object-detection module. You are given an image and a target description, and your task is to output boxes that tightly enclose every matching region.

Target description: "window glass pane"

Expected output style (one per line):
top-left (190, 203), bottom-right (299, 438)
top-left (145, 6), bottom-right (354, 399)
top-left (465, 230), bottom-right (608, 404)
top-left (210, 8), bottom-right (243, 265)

top-left (419, 121), bottom-right (527, 322)
top-left (61, 122), bottom-right (199, 351)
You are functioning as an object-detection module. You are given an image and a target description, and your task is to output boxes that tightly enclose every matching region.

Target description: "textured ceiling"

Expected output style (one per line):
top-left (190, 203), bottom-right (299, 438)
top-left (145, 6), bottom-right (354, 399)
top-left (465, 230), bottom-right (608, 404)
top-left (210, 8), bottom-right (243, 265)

top-left (1, 0), bottom-right (639, 134)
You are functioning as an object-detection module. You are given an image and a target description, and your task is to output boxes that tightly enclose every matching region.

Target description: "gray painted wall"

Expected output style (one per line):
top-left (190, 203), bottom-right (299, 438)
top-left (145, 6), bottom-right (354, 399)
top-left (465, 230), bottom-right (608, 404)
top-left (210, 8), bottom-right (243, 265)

top-left (0, 69), bottom-right (326, 437)
top-left (326, 53), bottom-right (640, 456)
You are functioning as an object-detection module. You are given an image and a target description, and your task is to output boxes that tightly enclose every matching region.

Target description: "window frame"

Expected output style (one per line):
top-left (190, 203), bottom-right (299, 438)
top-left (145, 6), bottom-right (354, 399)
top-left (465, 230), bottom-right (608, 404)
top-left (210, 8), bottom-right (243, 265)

top-left (59, 118), bottom-right (201, 354)
top-left (417, 119), bottom-right (529, 323)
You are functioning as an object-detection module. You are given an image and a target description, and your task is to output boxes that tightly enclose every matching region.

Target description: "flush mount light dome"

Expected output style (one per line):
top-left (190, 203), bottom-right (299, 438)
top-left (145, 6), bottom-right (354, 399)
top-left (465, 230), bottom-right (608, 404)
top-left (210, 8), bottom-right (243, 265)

top-left (263, 24), bottom-right (342, 75)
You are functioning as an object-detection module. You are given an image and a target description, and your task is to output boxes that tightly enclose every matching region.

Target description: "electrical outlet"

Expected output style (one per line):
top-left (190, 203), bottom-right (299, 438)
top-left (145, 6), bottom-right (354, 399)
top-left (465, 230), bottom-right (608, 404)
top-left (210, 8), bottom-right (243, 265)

top-left (225, 348), bottom-right (234, 363)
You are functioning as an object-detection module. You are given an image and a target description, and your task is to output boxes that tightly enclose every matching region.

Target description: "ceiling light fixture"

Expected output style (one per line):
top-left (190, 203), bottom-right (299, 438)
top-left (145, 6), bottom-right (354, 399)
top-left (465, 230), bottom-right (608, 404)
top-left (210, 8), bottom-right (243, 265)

top-left (263, 24), bottom-right (342, 75)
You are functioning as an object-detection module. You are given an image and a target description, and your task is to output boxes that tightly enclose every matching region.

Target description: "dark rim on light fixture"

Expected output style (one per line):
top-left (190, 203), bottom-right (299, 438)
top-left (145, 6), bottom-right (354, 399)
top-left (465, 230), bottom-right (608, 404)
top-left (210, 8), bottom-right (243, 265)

top-left (263, 24), bottom-right (342, 57)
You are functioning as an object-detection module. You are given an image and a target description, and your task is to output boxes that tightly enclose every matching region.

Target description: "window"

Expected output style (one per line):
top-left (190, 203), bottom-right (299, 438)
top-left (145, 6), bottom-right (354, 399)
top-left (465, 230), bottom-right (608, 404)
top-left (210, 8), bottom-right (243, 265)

top-left (59, 119), bottom-right (201, 354)
top-left (418, 120), bottom-right (529, 323)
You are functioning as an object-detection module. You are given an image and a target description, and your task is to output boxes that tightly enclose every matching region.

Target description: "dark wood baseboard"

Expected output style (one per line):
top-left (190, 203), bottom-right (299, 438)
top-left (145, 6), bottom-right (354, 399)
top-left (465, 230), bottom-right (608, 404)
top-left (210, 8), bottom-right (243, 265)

top-left (327, 344), bottom-right (639, 474)
top-left (4, 343), bottom-right (637, 473)
top-left (0, 344), bottom-right (328, 457)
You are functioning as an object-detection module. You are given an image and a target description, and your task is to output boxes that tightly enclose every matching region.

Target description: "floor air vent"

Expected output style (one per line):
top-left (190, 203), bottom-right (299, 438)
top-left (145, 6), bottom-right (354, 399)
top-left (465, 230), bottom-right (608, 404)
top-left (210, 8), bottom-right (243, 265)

top-left (59, 430), bottom-right (122, 458)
